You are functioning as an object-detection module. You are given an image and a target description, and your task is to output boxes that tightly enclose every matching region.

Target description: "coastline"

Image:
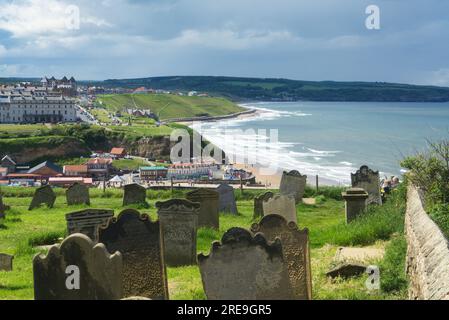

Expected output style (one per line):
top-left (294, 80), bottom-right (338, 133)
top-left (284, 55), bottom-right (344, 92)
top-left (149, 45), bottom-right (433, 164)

top-left (165, 107), bottom-right (260, 125)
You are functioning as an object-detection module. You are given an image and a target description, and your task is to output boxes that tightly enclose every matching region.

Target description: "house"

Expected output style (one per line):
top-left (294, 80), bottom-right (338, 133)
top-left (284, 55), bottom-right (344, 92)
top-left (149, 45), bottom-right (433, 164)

top-left (140, 166), bottom-right (168, 182)
top-left (86, 158), bottom-right (113, 177)
top-left (63, 165), bottom-right (89, 177)
top-left (167, 163), bottom-right (217, 180)
top-left (110, 148), bottom-right (127, 159)
top-left (1, 155), bottom-right (16, 173)
top-left (28, 161), bottom-right (63, 177)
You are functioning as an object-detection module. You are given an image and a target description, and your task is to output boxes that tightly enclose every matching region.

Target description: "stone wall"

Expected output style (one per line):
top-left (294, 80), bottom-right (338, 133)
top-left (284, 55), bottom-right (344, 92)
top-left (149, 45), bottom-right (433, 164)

top-left (405, 185), bottom-right (449, 300)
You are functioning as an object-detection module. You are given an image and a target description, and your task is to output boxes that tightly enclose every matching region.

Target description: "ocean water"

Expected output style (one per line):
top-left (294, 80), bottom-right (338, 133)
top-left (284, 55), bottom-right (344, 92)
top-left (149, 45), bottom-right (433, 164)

top-left (192, 101), bottom-right (449, 185)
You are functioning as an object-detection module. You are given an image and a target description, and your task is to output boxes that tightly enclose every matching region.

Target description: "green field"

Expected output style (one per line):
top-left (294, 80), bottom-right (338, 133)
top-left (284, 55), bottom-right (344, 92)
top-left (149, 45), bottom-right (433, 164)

top-left (0, 186), bottom-right (407, 300)
top-left (96, 94), bottom-right (245, 121)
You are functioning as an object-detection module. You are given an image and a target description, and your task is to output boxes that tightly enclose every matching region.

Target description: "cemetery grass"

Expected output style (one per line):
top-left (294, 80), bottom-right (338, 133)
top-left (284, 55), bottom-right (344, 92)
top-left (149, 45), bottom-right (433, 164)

top-left (0, 187), bottom-right (406, 300)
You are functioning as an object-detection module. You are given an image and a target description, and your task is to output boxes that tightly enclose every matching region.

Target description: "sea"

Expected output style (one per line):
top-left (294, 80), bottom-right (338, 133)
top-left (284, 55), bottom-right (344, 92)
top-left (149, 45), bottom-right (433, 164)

top-left (191, 101), bottom-right (449, 185)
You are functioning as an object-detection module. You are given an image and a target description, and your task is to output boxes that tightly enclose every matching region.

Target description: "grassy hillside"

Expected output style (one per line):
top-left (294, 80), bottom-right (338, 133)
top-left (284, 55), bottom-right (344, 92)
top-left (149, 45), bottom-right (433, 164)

top-left (0, 186), bottom-right (407, 300)
top-left (103, 76), bottom-right (449, 102)
top-left (96, 94), bottom-right (245, 120)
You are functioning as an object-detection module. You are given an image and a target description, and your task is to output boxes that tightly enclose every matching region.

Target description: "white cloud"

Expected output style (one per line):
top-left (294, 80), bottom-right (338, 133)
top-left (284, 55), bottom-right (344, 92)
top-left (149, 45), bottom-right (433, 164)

top-left (0, 0), bottom-right (111, 38)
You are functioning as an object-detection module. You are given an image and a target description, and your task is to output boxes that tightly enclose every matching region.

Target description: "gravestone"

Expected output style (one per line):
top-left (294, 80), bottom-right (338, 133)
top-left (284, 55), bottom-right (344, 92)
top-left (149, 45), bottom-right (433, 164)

top-left (66, 183), bottom-right (90, 206)
top-left (280, 170), bottom-right (307, 204)
top-left (351, 165), bottom-right (382, 205)
top-left (66, 209), bottom-right (114, 242)
top-left (253, 192), bottom-right (274, 220)
top-left (263, 194), bottom-right (297, 224)
top-left (0, 253), bottom-right (14, 272)
top-left (186, 189), bottom-right (219, 230)
top-left (216, 184), bottom-right (238, 215)
top-left (198, 227), bottom-right (293, 300)
top-left (33, 233), bottom-right (123, 300)
top-left (122, 183), bottom-right (147, 207)
top-left (156, 199), bottom-right (200, 267)
top-left (98, 209), bottom-right (169, 300)
top-left (251, 214), bottom-right (312, 300)
top-left (342, 188), bottom-right (369, 223)
top-left (0, 193), bottom-right (10, 214)
top-left (29, 185), bottom-right (56, 210)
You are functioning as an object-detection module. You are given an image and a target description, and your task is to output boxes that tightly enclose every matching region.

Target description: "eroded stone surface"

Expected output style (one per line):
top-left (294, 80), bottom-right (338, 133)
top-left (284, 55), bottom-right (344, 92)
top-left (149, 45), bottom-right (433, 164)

top-left (186, 189), bottom-right (219, 230)
top-left (262, 194), bottom-right (297, 224)
top-left (198, 227), bottom-right (293, 300)
top-left (98, 209), bottom-right (169, 300)
top-left (66, 183), bottom-right (90, 206)
top-left (351, 165), bottom-right (382, 205)
top-left (216, 184), bottom-right (238, 215)
top-left (253, 192), bottom-right (274, 220)
top-left (66, 209), bottom-right (114, 242)
top-left (156, 199), bottom-right (200, 267)
top-left (251, 214), bottom-right (312, 300)
top-left (0, 253), bottom-right (14, 272)
top-left (29, 185), bottom-right (56, 210)
top-left (280, 170), bottom-right (307, 204)
top-left (123, 183), bottom-right (147, 207)
top-left (33, 233), bottom-right (123, 300)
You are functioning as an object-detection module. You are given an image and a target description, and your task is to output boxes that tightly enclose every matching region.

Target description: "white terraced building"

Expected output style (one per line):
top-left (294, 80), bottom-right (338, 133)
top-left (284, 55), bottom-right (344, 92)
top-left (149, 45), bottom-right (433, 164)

top-left (0, 89), bottom-right (76, 124)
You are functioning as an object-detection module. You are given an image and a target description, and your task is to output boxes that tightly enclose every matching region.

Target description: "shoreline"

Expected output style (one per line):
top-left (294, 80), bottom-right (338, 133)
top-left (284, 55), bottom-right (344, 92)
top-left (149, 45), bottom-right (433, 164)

top-left (166, 107), bottom-right (260, 125)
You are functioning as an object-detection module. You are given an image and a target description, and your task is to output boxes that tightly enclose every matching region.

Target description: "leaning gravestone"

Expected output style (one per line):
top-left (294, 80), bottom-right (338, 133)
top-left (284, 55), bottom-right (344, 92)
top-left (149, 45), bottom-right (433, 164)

top-left (263, 194), bottom-right (297, 224)
top-left (0, 253), bottom-right (14, 272)
top-left (66, 183), bottom-right (90, 206)
top-left (66, 209), bottom-right (114, 243)
top-left (186, 189), bottom-right (220, 230)
top-left (351, 165), bottom-right (382, 205)
top-left (33, 233), bottom-right (123, 300)
top-left (156, 199), bottom-right (200, 267)
top-left (122, 183), bottom-right (147, 207)
top-left (253, 192), bottom-right (274, 220)
top-left (216, 184), bottom-right (238, 215)
top-left (198, 227), bottom-right (293, 300)
top-left (29, 185), bottom-right (56, 210)
top-left (98, 209), bottom-right (169, 300)
top-left (280, 170), bottom-right (307, 204)
top-left (251, 214), bottom-right (312, 300)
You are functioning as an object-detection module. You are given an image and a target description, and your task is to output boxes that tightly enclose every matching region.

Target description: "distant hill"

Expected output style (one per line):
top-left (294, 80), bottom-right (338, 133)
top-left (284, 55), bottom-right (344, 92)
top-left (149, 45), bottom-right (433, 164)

top-left (3, 75), bottom-right (449, 102)
top-left (97, 93), bottom-right (245, 120)
top-left (103, 76), bottom-right (449, 102)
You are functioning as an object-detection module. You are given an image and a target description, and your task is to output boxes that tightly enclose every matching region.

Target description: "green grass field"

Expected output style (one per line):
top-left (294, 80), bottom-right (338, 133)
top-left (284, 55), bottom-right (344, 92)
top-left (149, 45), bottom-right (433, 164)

top-left (97, 94), bottom-right (245, 121)
top-left (0, 186), bottom-right (407, 300)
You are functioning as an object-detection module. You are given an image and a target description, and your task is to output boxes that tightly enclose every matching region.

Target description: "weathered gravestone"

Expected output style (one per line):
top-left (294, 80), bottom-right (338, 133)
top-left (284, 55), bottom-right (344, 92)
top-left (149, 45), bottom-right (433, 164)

top-left (66, 209), bottom-right (114, 242)
top-left (122, 183), bottom-right (147, 207)
top-left (186, 189), bottom-right (219, 230)
top-left (156, 199), bottom-right (200, 267)
top-left (351, 165), bottom-right (382, 205)
top-left (280, 170), bottom-right (307, 204)
top-left (98, 209), bottom-right (169, 300)
top-left (251, 214), bottom-right (312, 300)
top-left (253, 192), bottom-right (274, 220)
top-left (33, 233), bottom-right (123, 300)
top-left (342, 188), bottom-right (369, 223)
top-left (0, 253), bottom-right (14, 272)
top-left (66, 183), bottom-right (90, 206)
top-left (198, 227), bottom-right (293, 300)
top-left (216, 184), bottom-right (238, 215)
top-left (0, 193), bottom-right (10, 213)
top-left (29, 185), bottom-right (56, 210)
top-left (263, 194), bottom-right (297, 224)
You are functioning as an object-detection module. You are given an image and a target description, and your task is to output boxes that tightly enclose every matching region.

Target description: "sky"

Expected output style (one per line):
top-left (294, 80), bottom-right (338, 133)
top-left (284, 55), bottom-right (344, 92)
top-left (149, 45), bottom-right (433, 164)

top-left (0, 0), bottom-right (449, 85)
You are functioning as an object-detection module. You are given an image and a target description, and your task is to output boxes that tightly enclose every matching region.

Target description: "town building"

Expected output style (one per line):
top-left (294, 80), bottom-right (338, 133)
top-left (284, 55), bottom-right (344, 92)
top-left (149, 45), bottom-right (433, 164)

top-left (28, 161), bottom-right (63, 177)
top-left (1, 155), bottom-right (16, 174)
top-left (48, 177), bottom-right (93, 187)
top-left (110, 147), bottom-right (127, 159)
top-left (140, 166), bottom-right (168, 182)
top-left (0, 86), bottom-right (76, 123)
top-left (167, 163), bottom-right (218, 180)
top-left (86, 158), bottom-right (113, 178)
top-left (40, 76), bottom-right (77, 97)
top-left (63, 165), bottom-right (89, 177)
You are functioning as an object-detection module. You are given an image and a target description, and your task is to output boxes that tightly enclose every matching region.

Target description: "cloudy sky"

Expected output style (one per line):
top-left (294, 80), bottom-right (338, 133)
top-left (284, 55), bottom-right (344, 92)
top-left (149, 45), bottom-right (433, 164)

top-left (0, 0), bottom-right (448, 85)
